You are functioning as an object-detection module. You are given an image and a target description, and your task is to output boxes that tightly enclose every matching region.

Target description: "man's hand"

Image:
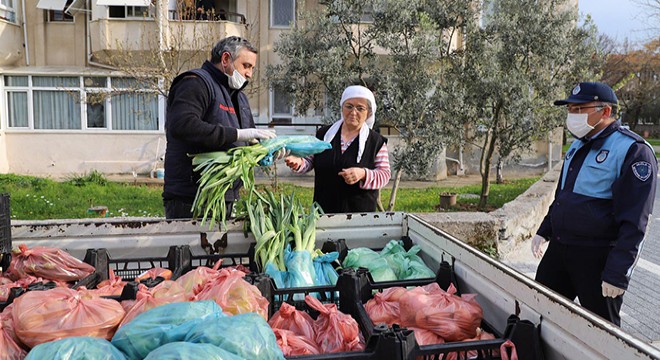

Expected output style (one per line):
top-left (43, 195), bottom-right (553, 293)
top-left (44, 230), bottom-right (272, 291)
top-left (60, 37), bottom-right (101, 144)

top-left (602, 281), bottom-right (625, 298)
top-left (339, 167), bottom-right (366, 185)
top-left (236, 128), bottom-right (276, 143)
top-left (531, 234), bottom-right (548, 259)
top-left (285, 156), bottom-right (304, 171)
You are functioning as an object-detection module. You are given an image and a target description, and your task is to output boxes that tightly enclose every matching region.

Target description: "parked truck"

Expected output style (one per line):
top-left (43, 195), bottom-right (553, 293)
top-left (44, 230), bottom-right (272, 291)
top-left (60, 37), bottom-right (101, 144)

top-left (7, 212), bottom-right (660, 359)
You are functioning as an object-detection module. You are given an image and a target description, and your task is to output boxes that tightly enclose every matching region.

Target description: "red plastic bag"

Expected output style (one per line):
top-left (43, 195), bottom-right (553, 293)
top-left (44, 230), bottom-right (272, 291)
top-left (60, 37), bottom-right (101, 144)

top-left (304, 295), bottom-right (365, 353)
top-left (364, 286), bottom-right (407, 326)
top-left (399, 283), bottom-right (482, 342)
top-left (273, 328), bottom-right (322, 356)
top-left (0, 275), bottom-right (60, 301)
top-left (12, 287), bottom-right (125, 348)
top-left (135, 267), bottom-right (173, 282)
top-left (268, 302), bottom-right (315, 339)
top-left (8, 244), bottom-right (95, 282)
top-left (175, 259), bottom-right (223, 297)
top-left (0, 318), bottom-right (26, 360)
top-left (90, 269), bottom-right (126, 296)
top-left (1, 304), bottom-right (25, 352)
top-left (195, 268), bottom-right (269, 320)
top-left (119, 280), bottom-right (187, 327)
top-left (409, 326), bottom-right (445, 346)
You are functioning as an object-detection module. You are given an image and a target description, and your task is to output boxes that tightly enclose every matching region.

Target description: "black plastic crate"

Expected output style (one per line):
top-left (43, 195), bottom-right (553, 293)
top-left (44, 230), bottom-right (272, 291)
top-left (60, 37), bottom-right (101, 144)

top-left (255, 269), bottom-right (409, 360)
top-left (178, 242), bottom-right (258, 274)
top-left (0, 193), bottom-right (10, 255)
top-left (0, 281), bottom-right (58, 311)
top-left (73, 245), bottom-right (188, 290)
top-left (345, 264), bottom-right (543, 360)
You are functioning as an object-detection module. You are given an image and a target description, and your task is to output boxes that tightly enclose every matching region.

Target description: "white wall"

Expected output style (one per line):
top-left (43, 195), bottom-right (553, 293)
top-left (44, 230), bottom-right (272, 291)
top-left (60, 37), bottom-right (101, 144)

top-left (3, 132), bottom-right (165, 177)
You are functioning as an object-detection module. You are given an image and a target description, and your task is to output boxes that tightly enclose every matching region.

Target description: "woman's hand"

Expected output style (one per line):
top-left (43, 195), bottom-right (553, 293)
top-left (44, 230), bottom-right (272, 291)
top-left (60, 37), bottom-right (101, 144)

top-left (339, 167), bottom-right (366, 185)
top-left (285, 156), bottom-right (304, 171)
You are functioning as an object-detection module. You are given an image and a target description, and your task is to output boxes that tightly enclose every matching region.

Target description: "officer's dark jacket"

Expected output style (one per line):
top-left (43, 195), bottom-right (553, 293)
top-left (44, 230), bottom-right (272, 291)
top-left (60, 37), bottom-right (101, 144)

top-left (312, 125), bottom-right (386, 213)
top-left (163, 61), bottom-right (254, 203)
top-left (537, 121), bottom-right (657, 289)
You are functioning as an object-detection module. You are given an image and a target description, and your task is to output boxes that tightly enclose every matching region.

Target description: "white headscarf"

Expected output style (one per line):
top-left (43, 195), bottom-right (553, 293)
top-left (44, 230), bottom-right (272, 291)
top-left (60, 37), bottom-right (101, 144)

top-left (323, 86), bottom-right (377, 162)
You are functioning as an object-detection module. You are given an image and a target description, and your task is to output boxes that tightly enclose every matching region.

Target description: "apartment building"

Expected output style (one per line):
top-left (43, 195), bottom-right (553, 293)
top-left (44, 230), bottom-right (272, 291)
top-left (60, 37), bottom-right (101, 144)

top-left (0, 0), bottom-right (330, 177)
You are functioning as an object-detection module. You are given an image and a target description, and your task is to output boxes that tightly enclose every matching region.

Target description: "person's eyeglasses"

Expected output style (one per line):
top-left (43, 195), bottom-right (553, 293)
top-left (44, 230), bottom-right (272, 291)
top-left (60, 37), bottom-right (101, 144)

top-left (567, 105), bottom-right (605, 113)
top-left (343, 104), bottom-right (368, 113)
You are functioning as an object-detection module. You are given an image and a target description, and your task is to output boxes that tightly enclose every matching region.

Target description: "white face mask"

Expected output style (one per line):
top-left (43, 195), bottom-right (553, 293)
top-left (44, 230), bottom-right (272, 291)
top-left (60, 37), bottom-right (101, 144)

top-left (566, 112), bottom-right (594, 138)
top-left (225, 57), bottom-right (247, 90)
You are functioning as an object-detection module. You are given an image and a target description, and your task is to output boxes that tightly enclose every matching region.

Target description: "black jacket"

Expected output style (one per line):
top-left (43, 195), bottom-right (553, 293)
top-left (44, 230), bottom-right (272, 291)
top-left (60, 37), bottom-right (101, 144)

top-left (163, 61), bottom-right (255, 202)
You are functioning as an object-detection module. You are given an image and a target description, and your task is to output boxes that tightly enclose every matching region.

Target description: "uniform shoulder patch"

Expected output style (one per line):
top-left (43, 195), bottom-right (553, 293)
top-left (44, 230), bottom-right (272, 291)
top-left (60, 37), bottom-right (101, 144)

top-left (632, 161), bottom-right (652, 181)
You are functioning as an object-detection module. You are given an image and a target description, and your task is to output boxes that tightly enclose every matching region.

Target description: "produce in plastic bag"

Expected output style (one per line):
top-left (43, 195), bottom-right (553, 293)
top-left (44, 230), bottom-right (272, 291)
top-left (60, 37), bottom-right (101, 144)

top-left (7, 244), bottom-right (95, 282)
top-left (1, 304), bottom-right (22, 349)
top-left (380, 240), bottom-right (435, 280)
top-left (144, 342), bottom-right (245, 360)
top-left (13, 287), bottom-right (125, 348)
top-left (135, 267), bottom-right (173, 282)
top-left (175, 260), bottom-right (223, 297)
top-left (0, 308), bottom-right (26, 360)
top-left (399, 283), bottom-right (483, 342)
top-left (112, 301), bottom-right (224, 360)
top-left (284, 246), bottom-right (316, 289)
top-left (195, 268), bottom-right (269, 320)
top-left (119, 281), bottom-right (187, 327)
top-left (342, 248), bottom-right (397, 282)
top-left (268, 302), bottom-right (315, 339)
top-left (304, 295), bottom-right (365, 353)
top-left (313, 251), bottom-right (339, 286)
top-left (25, 336), bottom-right (126, 360)
top-left (185, 312), bottom-right (285, 359)
top-left (273, 328), bottom-right (322, 356)
top-left (258, 136), bottom-right (332, 166)
top-left (91, 269), bottom-right (126, 297)
top-left (364, 286), bottom-right (407, 326)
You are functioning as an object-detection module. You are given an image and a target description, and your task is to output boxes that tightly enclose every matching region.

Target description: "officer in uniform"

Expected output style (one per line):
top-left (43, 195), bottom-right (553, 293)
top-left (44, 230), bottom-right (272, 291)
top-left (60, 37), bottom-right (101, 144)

top-left (531, 82), bottom-right (657, 326)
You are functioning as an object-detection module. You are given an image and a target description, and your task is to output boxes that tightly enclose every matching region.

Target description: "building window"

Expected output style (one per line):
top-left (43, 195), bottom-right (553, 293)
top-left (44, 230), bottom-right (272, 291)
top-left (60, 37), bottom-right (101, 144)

top-left (48, 0), bottom-right (74, 21)
top-left (108, 5), bottom-right (153, 18)
top-left (271, 83), bottom-right (293, 124)
top-left (3, 75), bottom-right (161, 132)
top-left (270, 0), bottom-right (294, 28)
top-left (0, 0), bottom-right (16, 23)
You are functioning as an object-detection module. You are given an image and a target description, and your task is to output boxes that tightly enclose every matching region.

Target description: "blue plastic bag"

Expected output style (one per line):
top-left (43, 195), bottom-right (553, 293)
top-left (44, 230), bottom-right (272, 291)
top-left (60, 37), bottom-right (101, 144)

top-left (26, 337), bottom-right (126, 360)
top-left (284, 245), bottom-right (316, 288)
top-left (258, 136), bottom-right (331, 166)
top-left (313, 251), bottom-right (339, 286)
top-left (112, 300), bottom-right (224, 360)
top-left (184, 312), bottom-right (285, 360)
top-left (265, 261), bottom-right (288, 288)
top-left (144, 342), bottom-right (245, 360)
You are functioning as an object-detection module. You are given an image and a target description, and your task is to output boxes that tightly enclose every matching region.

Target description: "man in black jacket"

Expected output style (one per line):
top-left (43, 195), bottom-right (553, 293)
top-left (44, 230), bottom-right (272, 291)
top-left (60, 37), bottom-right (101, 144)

top-left (163, 36), bottom-right (275, 219)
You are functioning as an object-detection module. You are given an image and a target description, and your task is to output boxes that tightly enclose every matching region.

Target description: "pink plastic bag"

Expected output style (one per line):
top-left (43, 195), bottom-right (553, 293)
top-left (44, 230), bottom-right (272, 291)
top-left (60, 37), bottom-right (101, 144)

top-left (305, 295), bottom-right (365, 353)
top-left (195, 268), bottom-right (269, 320)
top-left (268, 302), bottom-right (315, 339)
top-left (0, 275), bottom-right (60, 301)
top-left (273, 328), bottom-right (322, 356)
top-left (0, 319), bottom-right (26, 360)
top-left (8, 244), bottom-right (95, 282)
top-left (135, 267), bottom-right (173, 282)
top-left (12, 287), bottom-right (125, 348)
top-left (175, 259), bottom-right (223, 297)
top-left (119, 280), bottom-right (187, 327)
top-left (1, 304), bottom-right (25, 352)
top-left (399, 283), bottom-right (482, 342)
top-left (90, 269), bottom-right (126, 296)
top-left (364, 286), bottom-right (407, 326)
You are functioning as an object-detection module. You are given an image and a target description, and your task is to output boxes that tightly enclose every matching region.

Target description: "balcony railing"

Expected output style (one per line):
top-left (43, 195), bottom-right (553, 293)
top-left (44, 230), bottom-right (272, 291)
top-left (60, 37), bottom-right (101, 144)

top-left (168, 9), bottom-right (245, 24)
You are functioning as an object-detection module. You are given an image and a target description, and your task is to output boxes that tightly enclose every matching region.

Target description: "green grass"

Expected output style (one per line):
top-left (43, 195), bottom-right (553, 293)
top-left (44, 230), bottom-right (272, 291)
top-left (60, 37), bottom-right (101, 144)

top-left (645, 139), bottom-right (660, 146)
top-left (0, 173), bottom-right (538, 220)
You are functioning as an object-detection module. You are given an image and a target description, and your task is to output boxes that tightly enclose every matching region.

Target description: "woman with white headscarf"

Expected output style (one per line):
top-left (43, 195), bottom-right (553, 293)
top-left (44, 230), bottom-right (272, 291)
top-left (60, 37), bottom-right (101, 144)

top-left (285, 85), bottom-right (391, 213)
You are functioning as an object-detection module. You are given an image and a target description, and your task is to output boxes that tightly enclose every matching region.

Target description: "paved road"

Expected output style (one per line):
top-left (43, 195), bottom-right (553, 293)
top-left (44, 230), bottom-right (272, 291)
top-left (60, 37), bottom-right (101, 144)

top-left (503, 173), bottom-right (660, 348)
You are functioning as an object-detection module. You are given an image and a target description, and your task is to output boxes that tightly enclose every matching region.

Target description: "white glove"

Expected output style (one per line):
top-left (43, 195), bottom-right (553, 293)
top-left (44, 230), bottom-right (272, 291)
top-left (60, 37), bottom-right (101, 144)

top-left (602, 281), bottom-right (625, 298)
top-left (236, 128), bottom-right (276, 143)
top-left (531, 234), bottom-right (548, 259)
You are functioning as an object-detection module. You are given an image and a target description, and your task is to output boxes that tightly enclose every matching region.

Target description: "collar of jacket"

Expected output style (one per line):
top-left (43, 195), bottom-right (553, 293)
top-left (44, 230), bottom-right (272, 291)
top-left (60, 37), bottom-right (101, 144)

top-left (583, 121), bottom-right (620, 149)
top-left (201, 60), bottom-right (249, 94)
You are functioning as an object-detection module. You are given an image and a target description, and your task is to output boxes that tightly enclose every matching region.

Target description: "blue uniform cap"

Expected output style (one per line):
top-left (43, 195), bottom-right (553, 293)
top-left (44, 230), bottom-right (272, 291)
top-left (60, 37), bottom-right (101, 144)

top-left (554, 82), bottom-right (618, 106)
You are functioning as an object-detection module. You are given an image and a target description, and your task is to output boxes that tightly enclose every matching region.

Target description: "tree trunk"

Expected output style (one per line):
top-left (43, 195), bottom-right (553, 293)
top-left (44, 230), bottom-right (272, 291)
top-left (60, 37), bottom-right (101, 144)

top-left (376, 189), bottom-right (385, 211)
top-left (496, 157), bottom-right (503, 184)
top-left (387, 169), bottom-right (403, 211)
top-left (479, 103), bottom-right (502, 209)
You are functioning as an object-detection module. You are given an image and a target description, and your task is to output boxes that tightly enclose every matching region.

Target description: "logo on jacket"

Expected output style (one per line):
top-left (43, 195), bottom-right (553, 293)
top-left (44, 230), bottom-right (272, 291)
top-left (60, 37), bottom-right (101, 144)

top-left (596, 150), bottom-right (609, 163)
top-left (632, 161), bottom-right (652, 181)
top-left (565, 148), bottom-right (576, 160)
top-left (219, 104), bottom-right (236, 114)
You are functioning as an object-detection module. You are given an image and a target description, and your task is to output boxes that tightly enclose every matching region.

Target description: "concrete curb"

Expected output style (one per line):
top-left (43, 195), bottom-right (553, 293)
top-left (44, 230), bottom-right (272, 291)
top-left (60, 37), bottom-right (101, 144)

top-left (417, 163), bottom-right (561, 257)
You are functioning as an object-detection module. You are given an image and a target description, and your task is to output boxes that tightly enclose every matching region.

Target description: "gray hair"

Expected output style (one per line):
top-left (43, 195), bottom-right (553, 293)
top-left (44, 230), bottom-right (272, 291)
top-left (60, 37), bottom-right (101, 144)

top-left (210, 36), bottom-right (258, 64)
